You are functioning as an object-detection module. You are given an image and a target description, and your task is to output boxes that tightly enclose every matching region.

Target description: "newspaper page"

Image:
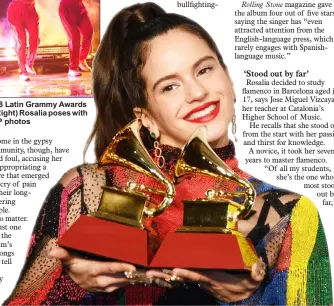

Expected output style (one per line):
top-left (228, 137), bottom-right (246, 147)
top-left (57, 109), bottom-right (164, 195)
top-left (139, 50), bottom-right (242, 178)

top-left (1, 0), bottom-right (334, 303)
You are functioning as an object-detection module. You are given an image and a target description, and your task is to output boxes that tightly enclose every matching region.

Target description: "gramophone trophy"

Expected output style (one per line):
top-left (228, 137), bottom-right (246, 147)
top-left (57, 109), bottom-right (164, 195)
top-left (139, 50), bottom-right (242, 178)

top-left (150, 127), bottom-right (258, 271)
top-left (58, 119), bottom-right (175, 267)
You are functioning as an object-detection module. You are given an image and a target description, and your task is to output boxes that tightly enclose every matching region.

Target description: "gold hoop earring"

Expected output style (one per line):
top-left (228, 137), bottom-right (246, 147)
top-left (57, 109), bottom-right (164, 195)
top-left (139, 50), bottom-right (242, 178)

top-left (232, 110), bottom-right (238, 142)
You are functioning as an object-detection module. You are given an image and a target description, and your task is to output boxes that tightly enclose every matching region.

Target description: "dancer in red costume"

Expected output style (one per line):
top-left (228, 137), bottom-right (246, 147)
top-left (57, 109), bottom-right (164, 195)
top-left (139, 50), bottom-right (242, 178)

top-left (7, 0), bottom-right (39, 81)
top-left (59, 0), bottom-right (93, 77)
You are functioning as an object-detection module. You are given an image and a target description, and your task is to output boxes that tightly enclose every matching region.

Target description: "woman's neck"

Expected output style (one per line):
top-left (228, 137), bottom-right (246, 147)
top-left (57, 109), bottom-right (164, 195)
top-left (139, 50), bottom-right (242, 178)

top-left (208, 135), bottom-right (230, 149)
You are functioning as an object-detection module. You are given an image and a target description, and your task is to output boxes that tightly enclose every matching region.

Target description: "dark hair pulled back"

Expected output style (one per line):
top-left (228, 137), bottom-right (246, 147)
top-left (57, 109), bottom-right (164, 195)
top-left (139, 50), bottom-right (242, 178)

top-left (88, 2), bottom-right (225, 159)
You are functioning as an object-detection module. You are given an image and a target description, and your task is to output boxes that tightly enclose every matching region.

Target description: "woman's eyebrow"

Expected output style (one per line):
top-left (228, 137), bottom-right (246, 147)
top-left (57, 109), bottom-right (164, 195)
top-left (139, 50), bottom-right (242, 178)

top-left (193, 55), bottom-right (215, 68)
top-left (153, 73), bottom-right (179, 91)
top-left (152, 55), bottom-right (216, 91)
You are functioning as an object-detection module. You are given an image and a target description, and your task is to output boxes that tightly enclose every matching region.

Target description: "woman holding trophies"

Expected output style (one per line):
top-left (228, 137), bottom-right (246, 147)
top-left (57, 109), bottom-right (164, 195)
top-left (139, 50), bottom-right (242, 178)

top-left (5, 2), bottom-right (332, 306)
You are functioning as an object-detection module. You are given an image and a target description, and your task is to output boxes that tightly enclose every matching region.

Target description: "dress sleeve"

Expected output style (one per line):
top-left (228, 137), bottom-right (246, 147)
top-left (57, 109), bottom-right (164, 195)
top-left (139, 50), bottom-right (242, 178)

top-left (4, 167), bottom-right (90, 305)
top-left (217, 194), bottom-right (332, 306)
top-left (269, 195), bottom-right (332, 306)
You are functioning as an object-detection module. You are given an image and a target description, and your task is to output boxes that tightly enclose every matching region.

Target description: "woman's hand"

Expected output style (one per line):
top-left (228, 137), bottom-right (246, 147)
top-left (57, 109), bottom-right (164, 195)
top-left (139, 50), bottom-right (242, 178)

top-left (47, 246), bottom-right (136, 293)
top-left (146, 258), bottom-right (266, 303)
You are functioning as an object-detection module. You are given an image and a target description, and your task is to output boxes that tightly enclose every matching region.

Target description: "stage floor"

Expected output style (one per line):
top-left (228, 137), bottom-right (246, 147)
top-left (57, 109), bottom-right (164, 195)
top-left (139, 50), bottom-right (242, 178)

top-left (0, 70), bottom-right (92, 98)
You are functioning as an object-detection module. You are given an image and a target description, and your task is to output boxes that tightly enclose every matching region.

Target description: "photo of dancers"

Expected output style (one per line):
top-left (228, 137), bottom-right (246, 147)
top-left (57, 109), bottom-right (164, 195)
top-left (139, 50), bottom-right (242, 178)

top-left (0, 0), bottom-right (100, 97)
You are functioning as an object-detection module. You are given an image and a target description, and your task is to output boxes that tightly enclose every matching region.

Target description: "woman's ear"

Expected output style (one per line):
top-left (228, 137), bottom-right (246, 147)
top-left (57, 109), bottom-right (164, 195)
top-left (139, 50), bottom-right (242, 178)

top-left (133, 107), bottom-right (160, 138)
top-left (133, 107), bottom-right (151, 128)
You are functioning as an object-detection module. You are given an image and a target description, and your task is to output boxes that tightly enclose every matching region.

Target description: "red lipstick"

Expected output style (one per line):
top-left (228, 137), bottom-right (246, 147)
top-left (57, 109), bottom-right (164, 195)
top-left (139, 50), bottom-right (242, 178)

top-left (183, 101), bottom-right (220, 123)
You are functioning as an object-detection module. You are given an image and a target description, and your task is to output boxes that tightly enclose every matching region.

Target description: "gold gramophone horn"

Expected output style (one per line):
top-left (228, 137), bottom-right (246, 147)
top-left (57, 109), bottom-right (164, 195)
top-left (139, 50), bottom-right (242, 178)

top-left (98, 119), bottom-right (175, 218)
top-left (174, 126), bottom-right (256, 224)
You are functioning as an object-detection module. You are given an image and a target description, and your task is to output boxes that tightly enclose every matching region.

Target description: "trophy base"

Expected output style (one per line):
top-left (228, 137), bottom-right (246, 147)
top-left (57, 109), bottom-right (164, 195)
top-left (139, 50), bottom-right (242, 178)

top-left (58, 215), bottom-right (160, 266)
top-left (150, 232), bottom-right (257, 270)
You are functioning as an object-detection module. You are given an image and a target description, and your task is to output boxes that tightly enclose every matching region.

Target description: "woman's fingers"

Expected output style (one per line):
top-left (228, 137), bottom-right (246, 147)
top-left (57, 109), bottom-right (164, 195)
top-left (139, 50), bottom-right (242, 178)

top-left (172, 268), bottom-right (211, 284)
top-left (43, 246), bottom-right (137, 293)
top-left (250, 257), bottom-right (266, 282)
top-left (172, 265), bottom-right (264, 293)
top-left (46, 246), bottom-right (72, 261)
top-left (47, 246), bottom-right (265, 297)
top-left (93, 273), bottom-right (129, 289)
top-left (146, 269), bottom-right (171, 279)
top-left (146, 269), bottom-right (186, 283)
top-left (140, 262), bottom-right (265, 302)
top-left (92, 261), bottom-right (136, 276)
